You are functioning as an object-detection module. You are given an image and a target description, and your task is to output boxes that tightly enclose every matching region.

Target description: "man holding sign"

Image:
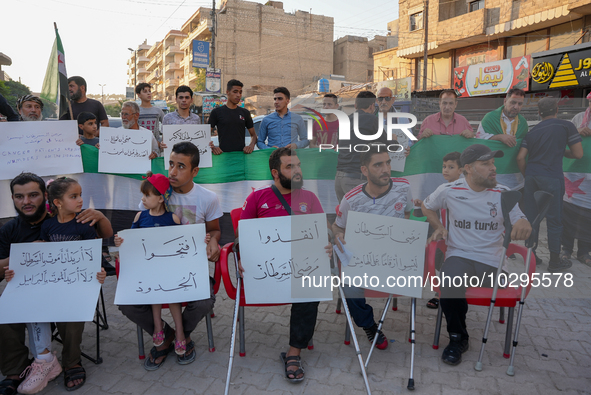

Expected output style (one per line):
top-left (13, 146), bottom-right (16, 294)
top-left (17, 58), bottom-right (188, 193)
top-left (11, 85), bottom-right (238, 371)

top-left (332, 148), bottom-right (413, 350)
top-left (119, 141), bottom-right (221, 369)
top-left (238, 147), bottom-right (328, 383)
top-left (0, 172), bottom-right (113, 393)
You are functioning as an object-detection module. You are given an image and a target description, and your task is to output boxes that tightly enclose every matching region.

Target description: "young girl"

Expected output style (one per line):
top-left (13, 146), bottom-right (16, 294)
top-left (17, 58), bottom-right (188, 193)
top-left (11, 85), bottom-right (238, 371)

top-left (114, 172), bottom-right (209, 356)
top-left (5, 176), bottom-right (107, 394)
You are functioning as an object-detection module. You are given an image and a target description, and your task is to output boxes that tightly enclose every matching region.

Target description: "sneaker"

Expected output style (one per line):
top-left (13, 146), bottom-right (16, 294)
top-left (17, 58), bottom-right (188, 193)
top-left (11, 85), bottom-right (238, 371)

top-left (548, 258), bottom-right (572, 273)
top-left (363, 324), bottom-right (388, 350)
top-left (17, 353), bottom-right (62, 394)
top-left (441, 333), bottom-right (469, 366)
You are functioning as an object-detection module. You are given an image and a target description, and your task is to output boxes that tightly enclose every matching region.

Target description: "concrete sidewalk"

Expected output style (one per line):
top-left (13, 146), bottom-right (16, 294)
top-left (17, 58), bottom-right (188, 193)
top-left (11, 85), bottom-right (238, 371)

top-left (2, 221), bottom-right (590, 394)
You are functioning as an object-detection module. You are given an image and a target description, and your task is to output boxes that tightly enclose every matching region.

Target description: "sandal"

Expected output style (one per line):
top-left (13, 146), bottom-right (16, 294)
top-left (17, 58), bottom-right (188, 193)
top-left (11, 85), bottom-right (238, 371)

top-left (64, 365), bottom-right (86, 392)
top-left (153, 330), bottom-right (165, 347)
top-left (0, 378), bottom-right (23, 395)
top-left (144, 343), bottom-right (173, 371)
top-left (577, 254), bottom-right (591, 267)
top-left (177, 340), bottom-right (196, 365)
top-left (280, 352), bottom-right (305, 383)
top-left (175, 339), bottom-right (187, 356)
top-left (426, 297), bottom-right (439, 309)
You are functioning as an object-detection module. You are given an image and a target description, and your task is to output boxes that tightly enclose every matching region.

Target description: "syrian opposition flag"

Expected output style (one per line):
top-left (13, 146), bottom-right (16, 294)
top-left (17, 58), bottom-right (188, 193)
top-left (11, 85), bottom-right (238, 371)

top-left (41, 23), bottom-right (69, 119)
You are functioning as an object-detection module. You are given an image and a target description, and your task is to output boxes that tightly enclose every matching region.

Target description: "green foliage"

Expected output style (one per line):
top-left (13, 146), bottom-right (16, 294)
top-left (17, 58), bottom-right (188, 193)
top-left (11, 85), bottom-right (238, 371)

top-left (193, 68), bottom-right (206, 92)
top-left (0, 80), bottom-right (9, 97)
top-left (40, 98), bottom-right (57, 119)
top-left (104, 99), bottom-right (125, 117)
top-left (2, 80), bottom-right (32, 111)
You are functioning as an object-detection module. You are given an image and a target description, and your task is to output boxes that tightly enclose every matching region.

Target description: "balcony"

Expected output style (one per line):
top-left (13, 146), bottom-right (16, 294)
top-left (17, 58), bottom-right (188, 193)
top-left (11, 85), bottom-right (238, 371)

top-left (137, 67), bottom-right (148, 75)
top-left (147, 69), bottom-right (161, 83)
top-left (146, 57), bottom-right (160, 71)
top-left (165, 62), bottom-right (180, 72)
top-left (165, 45), bottom-right (182, 57)
top-left (165, 78), bottom-right (180, 88)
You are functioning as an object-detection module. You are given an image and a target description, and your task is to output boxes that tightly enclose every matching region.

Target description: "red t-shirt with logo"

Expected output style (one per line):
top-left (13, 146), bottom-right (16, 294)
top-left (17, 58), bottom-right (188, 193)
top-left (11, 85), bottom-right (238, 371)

top-left (241, 185), bottom-right (324, 219)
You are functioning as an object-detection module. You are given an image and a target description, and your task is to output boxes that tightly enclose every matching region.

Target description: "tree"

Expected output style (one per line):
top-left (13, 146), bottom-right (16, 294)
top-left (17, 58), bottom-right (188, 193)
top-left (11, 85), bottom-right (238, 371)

top-left (104, 99), bottom-right (125, 117)
top-left (3, 80), bottom-right (32, 110)
top-left (193, 68), bottom-right (206, 92)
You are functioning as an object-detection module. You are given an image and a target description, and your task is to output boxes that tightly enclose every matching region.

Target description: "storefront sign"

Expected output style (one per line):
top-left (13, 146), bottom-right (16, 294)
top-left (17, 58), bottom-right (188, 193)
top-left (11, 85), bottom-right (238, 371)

top-left (453, 56), bottom-right (530, 98)
top-left (202, 95), bottom-right (245, 114)
top-left (531, 47), bottom-right (591, 91)
top-left (205, 68), bottom-right (221, 93)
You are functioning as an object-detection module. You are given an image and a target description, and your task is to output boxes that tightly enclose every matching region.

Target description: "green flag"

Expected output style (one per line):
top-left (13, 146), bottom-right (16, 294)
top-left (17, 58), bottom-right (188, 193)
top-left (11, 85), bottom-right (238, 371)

top-left (41, 24), bottom-right (69, 119)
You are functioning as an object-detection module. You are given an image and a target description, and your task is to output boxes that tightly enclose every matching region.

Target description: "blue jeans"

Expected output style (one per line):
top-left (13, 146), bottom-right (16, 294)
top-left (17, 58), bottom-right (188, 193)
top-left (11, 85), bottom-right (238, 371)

top-left (523, 175), bottom-right (565, 254)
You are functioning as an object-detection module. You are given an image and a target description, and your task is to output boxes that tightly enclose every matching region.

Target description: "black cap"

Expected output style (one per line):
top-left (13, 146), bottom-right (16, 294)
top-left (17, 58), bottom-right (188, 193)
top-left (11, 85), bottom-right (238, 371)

top-left (460, 144), bottom-right (504, 166)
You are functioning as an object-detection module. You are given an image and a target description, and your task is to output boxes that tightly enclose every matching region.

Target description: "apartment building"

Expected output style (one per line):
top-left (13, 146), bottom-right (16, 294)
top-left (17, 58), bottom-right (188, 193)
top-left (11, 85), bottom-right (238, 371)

top-left (127, 0), bottom-right (334, 104)
top-left (334, 35), bottom-right (387, 83)
top-left (126, 42), bottom-right (151, 88)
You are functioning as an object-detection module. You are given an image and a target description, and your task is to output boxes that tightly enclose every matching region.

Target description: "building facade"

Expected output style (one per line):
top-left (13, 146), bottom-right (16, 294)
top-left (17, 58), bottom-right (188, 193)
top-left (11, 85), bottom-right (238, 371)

top-left (334, 35), bottom-right (387, 83)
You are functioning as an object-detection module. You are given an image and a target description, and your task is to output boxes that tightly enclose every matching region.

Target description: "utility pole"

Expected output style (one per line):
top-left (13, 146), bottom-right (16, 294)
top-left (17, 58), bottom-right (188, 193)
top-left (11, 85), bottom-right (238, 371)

top-left (99, 84), bottom-right (106, 104)
top-left (210, 0), bottom-right (216, 69)
top-left (422, 0), bottom-right (429, 91)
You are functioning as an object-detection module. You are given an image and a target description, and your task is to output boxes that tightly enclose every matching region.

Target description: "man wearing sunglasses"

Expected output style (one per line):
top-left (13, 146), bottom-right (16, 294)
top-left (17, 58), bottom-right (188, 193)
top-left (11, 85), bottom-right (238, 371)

top-left (376, 87), bottom-right (412, 154)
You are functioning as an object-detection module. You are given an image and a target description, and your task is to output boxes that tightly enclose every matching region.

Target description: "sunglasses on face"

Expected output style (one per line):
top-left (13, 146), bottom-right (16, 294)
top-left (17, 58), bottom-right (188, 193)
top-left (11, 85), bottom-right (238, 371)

top-left (377, 97), bottom-right (392, 102)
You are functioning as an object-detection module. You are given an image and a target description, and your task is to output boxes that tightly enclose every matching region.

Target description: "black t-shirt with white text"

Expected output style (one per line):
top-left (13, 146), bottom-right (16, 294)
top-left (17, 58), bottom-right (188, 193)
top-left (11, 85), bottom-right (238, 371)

top-left (209, 105), bottom-right (254, 152)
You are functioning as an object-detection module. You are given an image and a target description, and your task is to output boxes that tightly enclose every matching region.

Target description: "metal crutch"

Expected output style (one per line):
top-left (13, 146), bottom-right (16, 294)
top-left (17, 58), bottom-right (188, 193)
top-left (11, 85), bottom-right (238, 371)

top-left (364, 294), bottom-right (393, 369)
top-left (224, 250), bottom-right (242, 395)
top-left (507, 191), bottom-right (553, 376)
top-left (475, 190), bottom-right (522, 372)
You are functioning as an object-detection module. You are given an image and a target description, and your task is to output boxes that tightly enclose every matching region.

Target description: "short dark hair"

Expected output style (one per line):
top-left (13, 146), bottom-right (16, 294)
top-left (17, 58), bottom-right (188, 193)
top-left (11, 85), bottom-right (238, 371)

top-left (355, 91), bottom-right (376, 110)
top-left (68, 76), bottom-right (87, 90)
top-left (324, 93), bottom-right (338, 104)
top-left (273, 87), bottom-right (290, 100)
top-left (442, 151), bottom-right (461, 167)
top-left (506, 88), bottom-right (525, 98)
top-left (77, 112), bottom-right (96, 125)
top-left (269, 147), bottom-right (295, 173)
top-left (10, 172), bottom-right (46, 196)
top-left (439, 90), bottom-right (457, 100)
top-left (140, 171), bottom-right (161, 196)
top-left (360, 146), bottom-right (394, 167)
top-left (227, 79), bottom-right (243, 91)
top-left (135, 83), bottom-right (151, 95)
top-left (175, 85), bottom-right (193, 98)
top-left (171, 141), bottom-right (200, 169)
top-left (538, 97), bottom-right (558, 117)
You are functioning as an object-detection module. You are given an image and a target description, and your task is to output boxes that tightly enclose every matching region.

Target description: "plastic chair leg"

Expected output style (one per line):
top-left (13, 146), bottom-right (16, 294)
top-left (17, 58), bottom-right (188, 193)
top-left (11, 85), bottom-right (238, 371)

top-left (433, 305), bottom-right (443, 349)
top-left (499, 306), bottom-right (505, 324)
top-left (344, 319), bottom-right (351, 345)
top-left (336, 297), bottom-right (342, 314)
top-left (137, 325), bottom-right (145, 360)
top-left (239, 306), bottom-right (246, 357)
top-left (503, 307), bottom-right (515, 359)
top-left (392, 297), bottom-right (398, 311)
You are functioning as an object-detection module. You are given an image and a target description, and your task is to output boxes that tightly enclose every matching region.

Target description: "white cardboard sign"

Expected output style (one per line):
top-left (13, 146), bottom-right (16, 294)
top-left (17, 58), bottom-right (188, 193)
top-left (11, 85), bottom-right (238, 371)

top-left (162, 125), bottom-right (212, 169)
top-left (238, 214), bottom-right (333, 304)
top-left (98, 127), bottom-right (152, 174)
top-left (0, 120), bottom-right (83, 180)
top-left (114, 224), bottom-right (211, 305)
top-left (0, 239), bottom-right (102, 323)
top-left (389, 127), bottom-right (409, 173)
top-left (342, 211), bottom-right (428, 298)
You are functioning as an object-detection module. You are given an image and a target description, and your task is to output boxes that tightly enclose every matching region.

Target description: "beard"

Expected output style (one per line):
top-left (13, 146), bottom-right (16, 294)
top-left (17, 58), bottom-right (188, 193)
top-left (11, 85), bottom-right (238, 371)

top-left (70, 90), bottom-right (82, 101)
top-left (15, 202), bottom-right (46, 224)
top-left (367, 172), bottom-right (391, 187)
top-left (21, 113), bottom-right (41, 121)
top-left (471, 168), bottom-right (497, 188)
top-left (278, 171), bottom-right (303, 190)
top-left (122, 120), bottom-right (135, 129)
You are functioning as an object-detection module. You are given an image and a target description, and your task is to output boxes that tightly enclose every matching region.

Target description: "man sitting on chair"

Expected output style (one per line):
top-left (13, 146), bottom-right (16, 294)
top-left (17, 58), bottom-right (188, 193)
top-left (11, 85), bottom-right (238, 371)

top-left (332, 147), bottom-right (413, 350)
top-left (237, 147), bottom-right (331, 383)
top-left (421, 144), bottom-right (531, 366)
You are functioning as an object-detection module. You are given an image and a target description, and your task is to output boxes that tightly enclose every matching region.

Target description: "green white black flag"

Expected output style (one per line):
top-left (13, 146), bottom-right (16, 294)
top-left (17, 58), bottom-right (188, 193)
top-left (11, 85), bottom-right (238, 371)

top-left (41, 24), bottom-right (69, 119)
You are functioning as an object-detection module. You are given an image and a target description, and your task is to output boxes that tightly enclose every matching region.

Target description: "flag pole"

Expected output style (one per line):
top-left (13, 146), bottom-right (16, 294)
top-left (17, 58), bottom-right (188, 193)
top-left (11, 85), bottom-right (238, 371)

top-left (54, 22), bottom-right (74, 121)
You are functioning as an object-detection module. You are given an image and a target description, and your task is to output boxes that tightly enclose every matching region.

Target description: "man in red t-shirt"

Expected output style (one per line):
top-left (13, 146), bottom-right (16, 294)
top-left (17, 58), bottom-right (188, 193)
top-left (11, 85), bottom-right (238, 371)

top-left (239, 147), bottom-right (328, 383)
top-left (310, 94), bottom-right (340, 148)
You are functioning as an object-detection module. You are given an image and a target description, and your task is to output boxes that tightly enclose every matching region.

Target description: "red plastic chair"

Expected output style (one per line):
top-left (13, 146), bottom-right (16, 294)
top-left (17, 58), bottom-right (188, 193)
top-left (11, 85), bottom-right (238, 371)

top-left (115, 250), bottom-right (221, 359)
top-left (427, 240), bottom-right (536, 358)
top-left (219, 208), bottom-right (313, 357)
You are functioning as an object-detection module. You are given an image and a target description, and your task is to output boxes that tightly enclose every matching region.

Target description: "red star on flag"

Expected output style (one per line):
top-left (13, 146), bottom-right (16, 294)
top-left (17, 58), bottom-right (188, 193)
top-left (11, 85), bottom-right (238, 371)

top-left (564, 176), bottom-right (586, 198)
top-left (58, 54), bottom-right (64, 64)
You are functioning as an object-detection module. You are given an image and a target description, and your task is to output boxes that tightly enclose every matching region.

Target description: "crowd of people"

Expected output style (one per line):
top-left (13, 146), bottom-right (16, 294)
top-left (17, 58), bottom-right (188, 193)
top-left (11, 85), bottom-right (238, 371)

top-left (0, 78), bottom-right (589, 393)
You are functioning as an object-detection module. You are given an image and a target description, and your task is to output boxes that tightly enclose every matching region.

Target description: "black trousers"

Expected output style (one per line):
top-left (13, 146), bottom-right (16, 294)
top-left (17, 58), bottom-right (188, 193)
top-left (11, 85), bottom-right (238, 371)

top-left (289, 302), bottom-right (319, 349)
top-left (439, 256), bottom-right (498, 338)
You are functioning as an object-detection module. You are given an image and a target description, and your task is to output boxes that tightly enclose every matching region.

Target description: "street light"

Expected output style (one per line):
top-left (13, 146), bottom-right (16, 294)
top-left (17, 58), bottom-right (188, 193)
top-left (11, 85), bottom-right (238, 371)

top-left (98, 84), bottom-right (106, 104)
top-left (128, 47), bottom-right (137, 99)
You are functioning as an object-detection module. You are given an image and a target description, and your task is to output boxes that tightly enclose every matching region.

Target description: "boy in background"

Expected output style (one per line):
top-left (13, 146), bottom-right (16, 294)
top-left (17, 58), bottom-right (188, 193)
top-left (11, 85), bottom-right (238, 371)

top-left (75, 112), bottom-right (100, 148)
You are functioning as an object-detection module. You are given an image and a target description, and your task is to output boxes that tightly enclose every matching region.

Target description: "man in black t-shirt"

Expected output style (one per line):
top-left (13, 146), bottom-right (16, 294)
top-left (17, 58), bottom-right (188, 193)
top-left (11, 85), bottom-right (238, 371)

top-left (517, 98), bottom-right (583, 272)
top-left (0, 173), bottom-right (113, 393)
top-left (59, 76), bottom-right (109, 132)
top-left (209, 79), bottom-right (257, 154)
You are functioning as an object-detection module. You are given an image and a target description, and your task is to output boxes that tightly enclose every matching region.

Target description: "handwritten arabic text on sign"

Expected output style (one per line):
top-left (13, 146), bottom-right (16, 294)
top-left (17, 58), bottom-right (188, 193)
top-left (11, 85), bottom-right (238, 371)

top-left (0, 120), bottom-right (83, 180)
top-left (162, 125), bottom-right (212, 170)
top-left (115, 224), bottom-right (211, 305)
top-left (98, 127), bottom-right (152, 174)
top-left (0, 239), bottom-right (102, 323)
top-left (238, 214), bottom-right (333, 304)
top-left (343, 211), bottom-right (428, 298)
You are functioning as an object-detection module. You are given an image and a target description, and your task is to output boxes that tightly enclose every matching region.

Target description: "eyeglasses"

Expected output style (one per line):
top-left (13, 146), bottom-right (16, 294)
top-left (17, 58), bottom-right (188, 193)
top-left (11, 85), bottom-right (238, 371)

top-left (376, 97), bottom-right (392, 102)
top-left (120, 112), bottom-right (136, 117)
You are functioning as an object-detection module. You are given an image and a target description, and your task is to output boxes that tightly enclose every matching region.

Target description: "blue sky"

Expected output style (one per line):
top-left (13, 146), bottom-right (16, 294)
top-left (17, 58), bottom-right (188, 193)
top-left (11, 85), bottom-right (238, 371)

top-left (1, 0), bottom-right (398, 95)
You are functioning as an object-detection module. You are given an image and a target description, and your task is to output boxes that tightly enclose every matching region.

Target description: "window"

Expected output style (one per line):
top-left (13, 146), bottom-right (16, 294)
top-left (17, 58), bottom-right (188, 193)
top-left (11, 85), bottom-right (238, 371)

top-left (368, 48), bottom-right (374, 58)
top-left (469, 0), bottom-right (484, 12)
top-left (340, 47), bottom-right (344, 55)
top-left (410, 12), bottom-right (423, 32)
